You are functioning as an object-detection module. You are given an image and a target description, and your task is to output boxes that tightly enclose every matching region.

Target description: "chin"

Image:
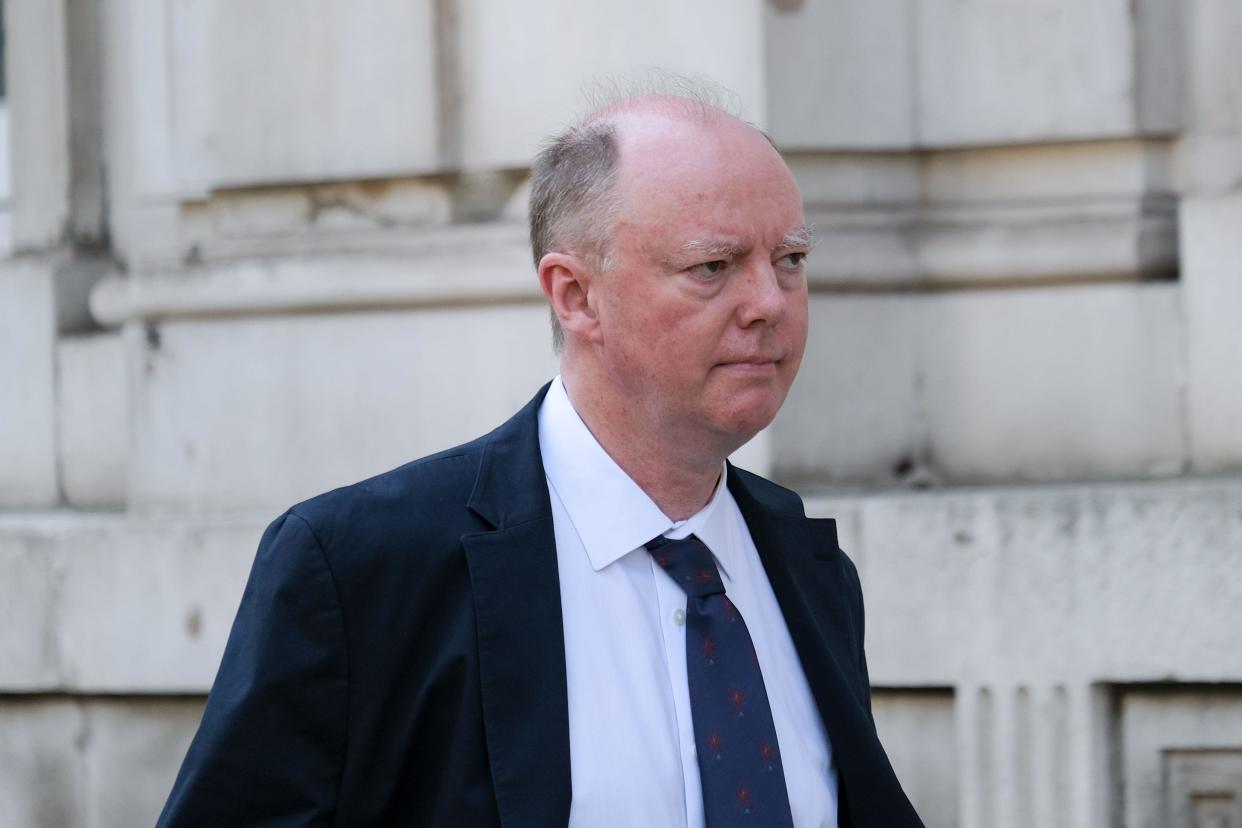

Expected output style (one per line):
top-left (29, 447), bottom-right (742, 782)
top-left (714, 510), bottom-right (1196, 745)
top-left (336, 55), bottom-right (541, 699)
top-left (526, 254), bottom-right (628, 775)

top-left (713, 402), bottom-right (781, 450)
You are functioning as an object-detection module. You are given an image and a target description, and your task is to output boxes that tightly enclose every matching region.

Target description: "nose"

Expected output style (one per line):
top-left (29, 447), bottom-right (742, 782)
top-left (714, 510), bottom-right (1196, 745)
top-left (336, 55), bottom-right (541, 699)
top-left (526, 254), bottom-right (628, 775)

top-left (735, 260), bottom-right (787, 327)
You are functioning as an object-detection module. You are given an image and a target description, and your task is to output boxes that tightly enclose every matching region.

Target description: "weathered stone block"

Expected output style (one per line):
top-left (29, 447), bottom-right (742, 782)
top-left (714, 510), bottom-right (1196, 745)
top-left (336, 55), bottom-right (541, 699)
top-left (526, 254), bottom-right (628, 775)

top-left (800, 207), bottom-right (921, 288)
top-left (0, 107), bottom-right (12, 206)
top-left (181, 179), bottom-right (453, 255)
top-left (785, 152), bottom-right (921, 208)
top-left (779, 285), bottom-right (1184, 487)
top-left (1182, 194), bottom-right (1242, 472)
top-left (171, 0), bottom-right (439, 186)
top-left (792, 141), bottom-right (1177, 290)
top-left (767, 0), bottom-right (1183, 149)
top-left (81, 699), bottom-right (205, 828)
top-left (457, 0), bottom-right (765, 168)
top-left (5, 0), bottom-right (71, 249)
top-left (921, 140), bottom-right (1173, 205)
top-left (1177, 134), bottom-right (1242, 199)
top-left (915, 0), bottom-right (1172, 146)
top-left (920, 283), bottom-right (1184, 483)
top-left (56, 514), bottom-right (266, 692)
top-left (0, 698), bottom-right (205, 828)
top-left (1119, 687), bottom-right (1242, 828)
top-left (872, 689), bottom-right (958, 828)
top-left (0, 511), bottom-right (263, 692)
top-left (764, 0), bottom-right (914, 150)
top-left (915, 198), bottom-right (1178, 285)
top-left (0, 700), bottom-right (85, 828)
top-left (1176, 0), bottom-right (1242, 196)
top-left (0, 526), bottom-right (61, 688)
top-left (0, 258), bottom-right (59, 507)
top-left (773, 295), bottom-right (923, 486)
top-left (128, 304), bottom-right (559, 512)
top-left (91, 224), bottom-right (539, 325)
top-left (99, 0), bottom-right (183, 273)
top-left (57, 334), bottom-right (128, 507)
top-left (1185, 0), bottom-right (1242, 135)
top-left (807, 476), bottom-right (1242, 686)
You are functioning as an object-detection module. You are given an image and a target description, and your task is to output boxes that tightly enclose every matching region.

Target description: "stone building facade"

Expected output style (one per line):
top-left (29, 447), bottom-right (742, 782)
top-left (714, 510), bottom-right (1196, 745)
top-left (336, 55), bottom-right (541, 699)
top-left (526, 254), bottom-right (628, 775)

top-left (1, 1), bottom-right (1240, 826)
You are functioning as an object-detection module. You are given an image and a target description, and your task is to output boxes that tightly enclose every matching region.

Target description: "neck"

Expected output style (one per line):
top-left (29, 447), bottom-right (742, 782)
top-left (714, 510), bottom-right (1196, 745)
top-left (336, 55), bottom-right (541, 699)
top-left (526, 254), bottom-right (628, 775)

top-left (561, 361), bottom-right (730, 521)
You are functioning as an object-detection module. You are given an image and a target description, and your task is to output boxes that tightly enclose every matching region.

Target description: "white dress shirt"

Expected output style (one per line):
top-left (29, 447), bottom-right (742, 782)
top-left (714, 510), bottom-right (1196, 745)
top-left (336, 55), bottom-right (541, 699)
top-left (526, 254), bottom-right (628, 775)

top-left (538, 376), bottom-right (838, 828)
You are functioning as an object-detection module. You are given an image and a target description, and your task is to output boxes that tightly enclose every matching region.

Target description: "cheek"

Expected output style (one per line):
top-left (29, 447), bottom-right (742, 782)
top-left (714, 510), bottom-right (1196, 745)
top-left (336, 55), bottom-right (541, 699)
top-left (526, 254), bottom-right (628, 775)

top-left (781, 300), bottom-right (810, 375)
top-left (791, 311), bottom-right (809, 358)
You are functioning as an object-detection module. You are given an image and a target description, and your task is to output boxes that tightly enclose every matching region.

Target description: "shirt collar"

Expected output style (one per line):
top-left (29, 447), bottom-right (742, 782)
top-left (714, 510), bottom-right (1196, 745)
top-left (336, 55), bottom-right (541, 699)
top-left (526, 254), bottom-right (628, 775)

top-left (659, 462), bottom-right (736, 582)
top-left (537, 376), bottom-right (735, 578)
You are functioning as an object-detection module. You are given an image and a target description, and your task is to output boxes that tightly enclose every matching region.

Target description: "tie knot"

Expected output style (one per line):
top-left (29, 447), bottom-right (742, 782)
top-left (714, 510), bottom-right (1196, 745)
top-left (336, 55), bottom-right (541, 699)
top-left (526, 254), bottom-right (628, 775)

top-left (646, 534), bottom-right (725, 598)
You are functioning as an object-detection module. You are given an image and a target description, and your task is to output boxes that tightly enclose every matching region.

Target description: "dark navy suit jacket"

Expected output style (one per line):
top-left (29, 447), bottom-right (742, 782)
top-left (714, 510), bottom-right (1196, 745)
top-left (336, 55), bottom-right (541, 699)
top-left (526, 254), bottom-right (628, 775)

top-left (157, 386), bottom-right (923, 827)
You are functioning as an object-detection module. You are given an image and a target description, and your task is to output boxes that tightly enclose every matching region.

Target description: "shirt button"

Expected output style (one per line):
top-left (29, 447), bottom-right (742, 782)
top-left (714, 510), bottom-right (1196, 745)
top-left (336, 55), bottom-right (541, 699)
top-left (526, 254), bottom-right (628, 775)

top-left (673, 609), bottom-right (686, 626)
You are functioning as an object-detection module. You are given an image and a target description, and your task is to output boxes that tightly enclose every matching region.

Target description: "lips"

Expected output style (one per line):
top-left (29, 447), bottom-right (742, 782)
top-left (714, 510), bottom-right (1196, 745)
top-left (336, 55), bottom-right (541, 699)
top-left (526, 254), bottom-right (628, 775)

top-left (717, 357), bottom-right (780, 375)
top-left (718, 356), bottom-right (780, 367)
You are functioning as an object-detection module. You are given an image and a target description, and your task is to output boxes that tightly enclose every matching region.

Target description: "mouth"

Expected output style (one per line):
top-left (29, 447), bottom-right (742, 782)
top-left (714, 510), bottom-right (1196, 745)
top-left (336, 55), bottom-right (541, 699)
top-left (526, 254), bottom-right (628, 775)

top-left (717, 357), bottom-right (780, 374)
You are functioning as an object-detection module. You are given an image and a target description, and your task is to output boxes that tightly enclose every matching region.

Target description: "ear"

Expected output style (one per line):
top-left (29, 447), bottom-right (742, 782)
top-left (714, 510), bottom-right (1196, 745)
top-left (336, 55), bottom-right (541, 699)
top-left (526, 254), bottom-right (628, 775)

top-left (539, 252), bottom-right (602, 344)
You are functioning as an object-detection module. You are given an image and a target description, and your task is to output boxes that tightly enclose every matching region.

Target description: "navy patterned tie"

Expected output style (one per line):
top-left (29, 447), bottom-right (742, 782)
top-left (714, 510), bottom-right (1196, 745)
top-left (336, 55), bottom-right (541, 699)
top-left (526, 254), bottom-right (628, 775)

top-left (647, 534), bottom-right (795, 827)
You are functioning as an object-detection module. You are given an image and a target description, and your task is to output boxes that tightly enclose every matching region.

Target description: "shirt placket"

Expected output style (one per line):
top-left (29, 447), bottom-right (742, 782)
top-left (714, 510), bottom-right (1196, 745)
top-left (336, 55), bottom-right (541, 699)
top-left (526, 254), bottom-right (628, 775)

top-left (652, 553), bottom-right (706, 828)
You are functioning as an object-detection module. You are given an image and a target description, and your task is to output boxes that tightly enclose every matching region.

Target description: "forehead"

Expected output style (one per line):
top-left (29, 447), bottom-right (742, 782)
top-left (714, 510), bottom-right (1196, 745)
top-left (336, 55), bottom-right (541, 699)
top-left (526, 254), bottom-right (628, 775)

top-left (609, 111), bottom-right (805, 251)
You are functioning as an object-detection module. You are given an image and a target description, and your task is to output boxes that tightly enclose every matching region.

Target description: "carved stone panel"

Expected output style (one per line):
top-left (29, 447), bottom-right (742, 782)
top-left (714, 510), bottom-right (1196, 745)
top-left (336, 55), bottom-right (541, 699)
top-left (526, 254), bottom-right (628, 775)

top-left (1165, 750), bottom-right (1242, 828)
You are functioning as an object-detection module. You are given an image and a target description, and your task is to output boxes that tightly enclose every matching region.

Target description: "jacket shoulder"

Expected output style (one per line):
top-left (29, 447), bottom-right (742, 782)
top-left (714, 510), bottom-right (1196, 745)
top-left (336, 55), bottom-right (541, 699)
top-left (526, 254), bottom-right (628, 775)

top-left (283, 432), bottom-right (493, 562)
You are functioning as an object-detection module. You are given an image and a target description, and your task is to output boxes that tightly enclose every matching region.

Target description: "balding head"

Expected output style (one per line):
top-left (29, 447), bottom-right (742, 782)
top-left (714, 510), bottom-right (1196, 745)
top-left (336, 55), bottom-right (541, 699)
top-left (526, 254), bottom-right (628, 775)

top-left (529, 92), bottom-right (765, 351)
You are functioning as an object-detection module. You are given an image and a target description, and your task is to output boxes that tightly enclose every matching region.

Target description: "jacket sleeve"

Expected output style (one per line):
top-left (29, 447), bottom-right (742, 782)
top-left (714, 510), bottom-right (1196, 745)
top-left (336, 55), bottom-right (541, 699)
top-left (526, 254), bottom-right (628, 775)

top-left (157, 511), bottom-right (349, 828)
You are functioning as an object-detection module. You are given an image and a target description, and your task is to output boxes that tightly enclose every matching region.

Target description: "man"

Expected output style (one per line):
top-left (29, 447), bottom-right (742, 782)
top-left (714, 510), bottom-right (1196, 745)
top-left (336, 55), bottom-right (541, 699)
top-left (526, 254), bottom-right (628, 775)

top-left (157, 92), bottom-right (922, 827)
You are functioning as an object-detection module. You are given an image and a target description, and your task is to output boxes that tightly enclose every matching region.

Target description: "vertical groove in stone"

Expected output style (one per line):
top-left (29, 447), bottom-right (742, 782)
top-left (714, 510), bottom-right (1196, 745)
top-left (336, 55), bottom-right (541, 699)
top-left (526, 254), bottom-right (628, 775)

top-left (977, 685), bottom-right (996, 828)
top-left (432, 0), bottom-right (463, 170)
top-left (6, 0), bottom-right (72, 250)
top-left (63, 0), bottom-right (108, 247)
top-left (955, 684), bottom-right (979, 828)
top-left (1052, 684), bottom-right (1072, 828)
top-left (1014, 685), bottom-right (1034, 828)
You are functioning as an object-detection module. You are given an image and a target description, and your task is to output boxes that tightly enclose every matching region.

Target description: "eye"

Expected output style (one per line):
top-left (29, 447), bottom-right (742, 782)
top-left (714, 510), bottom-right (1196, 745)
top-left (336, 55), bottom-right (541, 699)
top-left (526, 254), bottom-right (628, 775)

top-left (777, 251), bottom-right (808, 270)
top-left (688, 260), bottom-right (729, 279)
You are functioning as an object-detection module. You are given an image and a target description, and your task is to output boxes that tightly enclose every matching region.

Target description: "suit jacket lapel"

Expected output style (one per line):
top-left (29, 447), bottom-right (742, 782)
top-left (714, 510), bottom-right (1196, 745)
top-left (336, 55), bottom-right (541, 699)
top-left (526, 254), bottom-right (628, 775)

top-left (732, 490), bottom-right (872, 724)
top-left (728, 466), bottom-right (912, 827)
top-left (462, 386), bottom-right (572, 828)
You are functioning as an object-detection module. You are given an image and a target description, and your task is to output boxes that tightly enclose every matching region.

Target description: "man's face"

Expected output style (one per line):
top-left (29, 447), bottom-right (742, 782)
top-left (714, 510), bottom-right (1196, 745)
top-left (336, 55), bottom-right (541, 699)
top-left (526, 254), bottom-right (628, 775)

top-left (589, 113), bottom-right (810, 456)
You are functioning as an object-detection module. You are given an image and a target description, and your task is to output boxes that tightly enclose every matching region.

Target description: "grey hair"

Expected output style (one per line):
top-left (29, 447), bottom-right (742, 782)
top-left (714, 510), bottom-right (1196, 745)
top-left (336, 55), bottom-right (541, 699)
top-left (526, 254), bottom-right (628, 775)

top-left (529, 120), bottom-right (622, 353)
top-left (529, 73), bottom-right (743, 353)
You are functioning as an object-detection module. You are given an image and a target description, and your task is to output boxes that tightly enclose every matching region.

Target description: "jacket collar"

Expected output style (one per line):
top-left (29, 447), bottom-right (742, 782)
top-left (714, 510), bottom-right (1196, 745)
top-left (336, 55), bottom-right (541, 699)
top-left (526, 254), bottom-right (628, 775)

top-left (462, 385), bottom-right (904, 826)
top-left (466, 383), bottom-right (554, 531)
top-left (461, 383), bottom-right (572, 828)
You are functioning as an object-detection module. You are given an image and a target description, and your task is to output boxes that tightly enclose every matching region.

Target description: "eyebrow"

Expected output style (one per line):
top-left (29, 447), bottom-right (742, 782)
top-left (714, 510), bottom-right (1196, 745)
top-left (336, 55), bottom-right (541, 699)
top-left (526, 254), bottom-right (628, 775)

top-left (778, 224), bottom-right (816, 250)
top-left (662, 224), bottom-right (816, 269)
top-left (675, 224), bottom-right (809, 256)
top-left (674, 239), bottom-right (747, 260)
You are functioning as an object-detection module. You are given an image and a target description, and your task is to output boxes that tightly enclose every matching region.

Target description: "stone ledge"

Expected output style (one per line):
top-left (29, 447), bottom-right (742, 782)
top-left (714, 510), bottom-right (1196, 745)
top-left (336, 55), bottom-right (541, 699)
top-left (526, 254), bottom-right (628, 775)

top-left (2, 475), bottom-right (1240, 693)
top-left (90, 222), bottom-right (538, 325)
top-left (807, 196), bottom-right (1177, 288)
top-left (91, 194), bottom-right (1179, 326)
top-left (805, 475), bottom-right (1242, 686)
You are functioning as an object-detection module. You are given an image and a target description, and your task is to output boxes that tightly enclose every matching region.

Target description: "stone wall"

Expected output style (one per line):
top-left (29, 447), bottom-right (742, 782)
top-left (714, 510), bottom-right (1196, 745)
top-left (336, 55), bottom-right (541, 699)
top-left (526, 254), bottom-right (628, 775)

top-left (2, 1), bottom-right (1240, 825)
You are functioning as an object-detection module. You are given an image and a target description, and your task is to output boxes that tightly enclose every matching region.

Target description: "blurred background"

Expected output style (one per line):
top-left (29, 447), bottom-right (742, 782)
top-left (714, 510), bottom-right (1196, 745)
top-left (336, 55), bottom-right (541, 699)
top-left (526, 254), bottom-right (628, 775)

top-left (1, 0), bottom-right (1240, 826)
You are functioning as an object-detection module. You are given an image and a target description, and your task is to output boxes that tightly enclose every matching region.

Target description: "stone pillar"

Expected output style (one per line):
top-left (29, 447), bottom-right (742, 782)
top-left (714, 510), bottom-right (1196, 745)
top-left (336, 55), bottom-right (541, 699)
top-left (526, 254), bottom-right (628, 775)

top-left (4, 0), bottom-right (71, 251)
top-left (0, 259), bottom-right (59, 506)
top-left (955, 682), bottom-right (1086, 828)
